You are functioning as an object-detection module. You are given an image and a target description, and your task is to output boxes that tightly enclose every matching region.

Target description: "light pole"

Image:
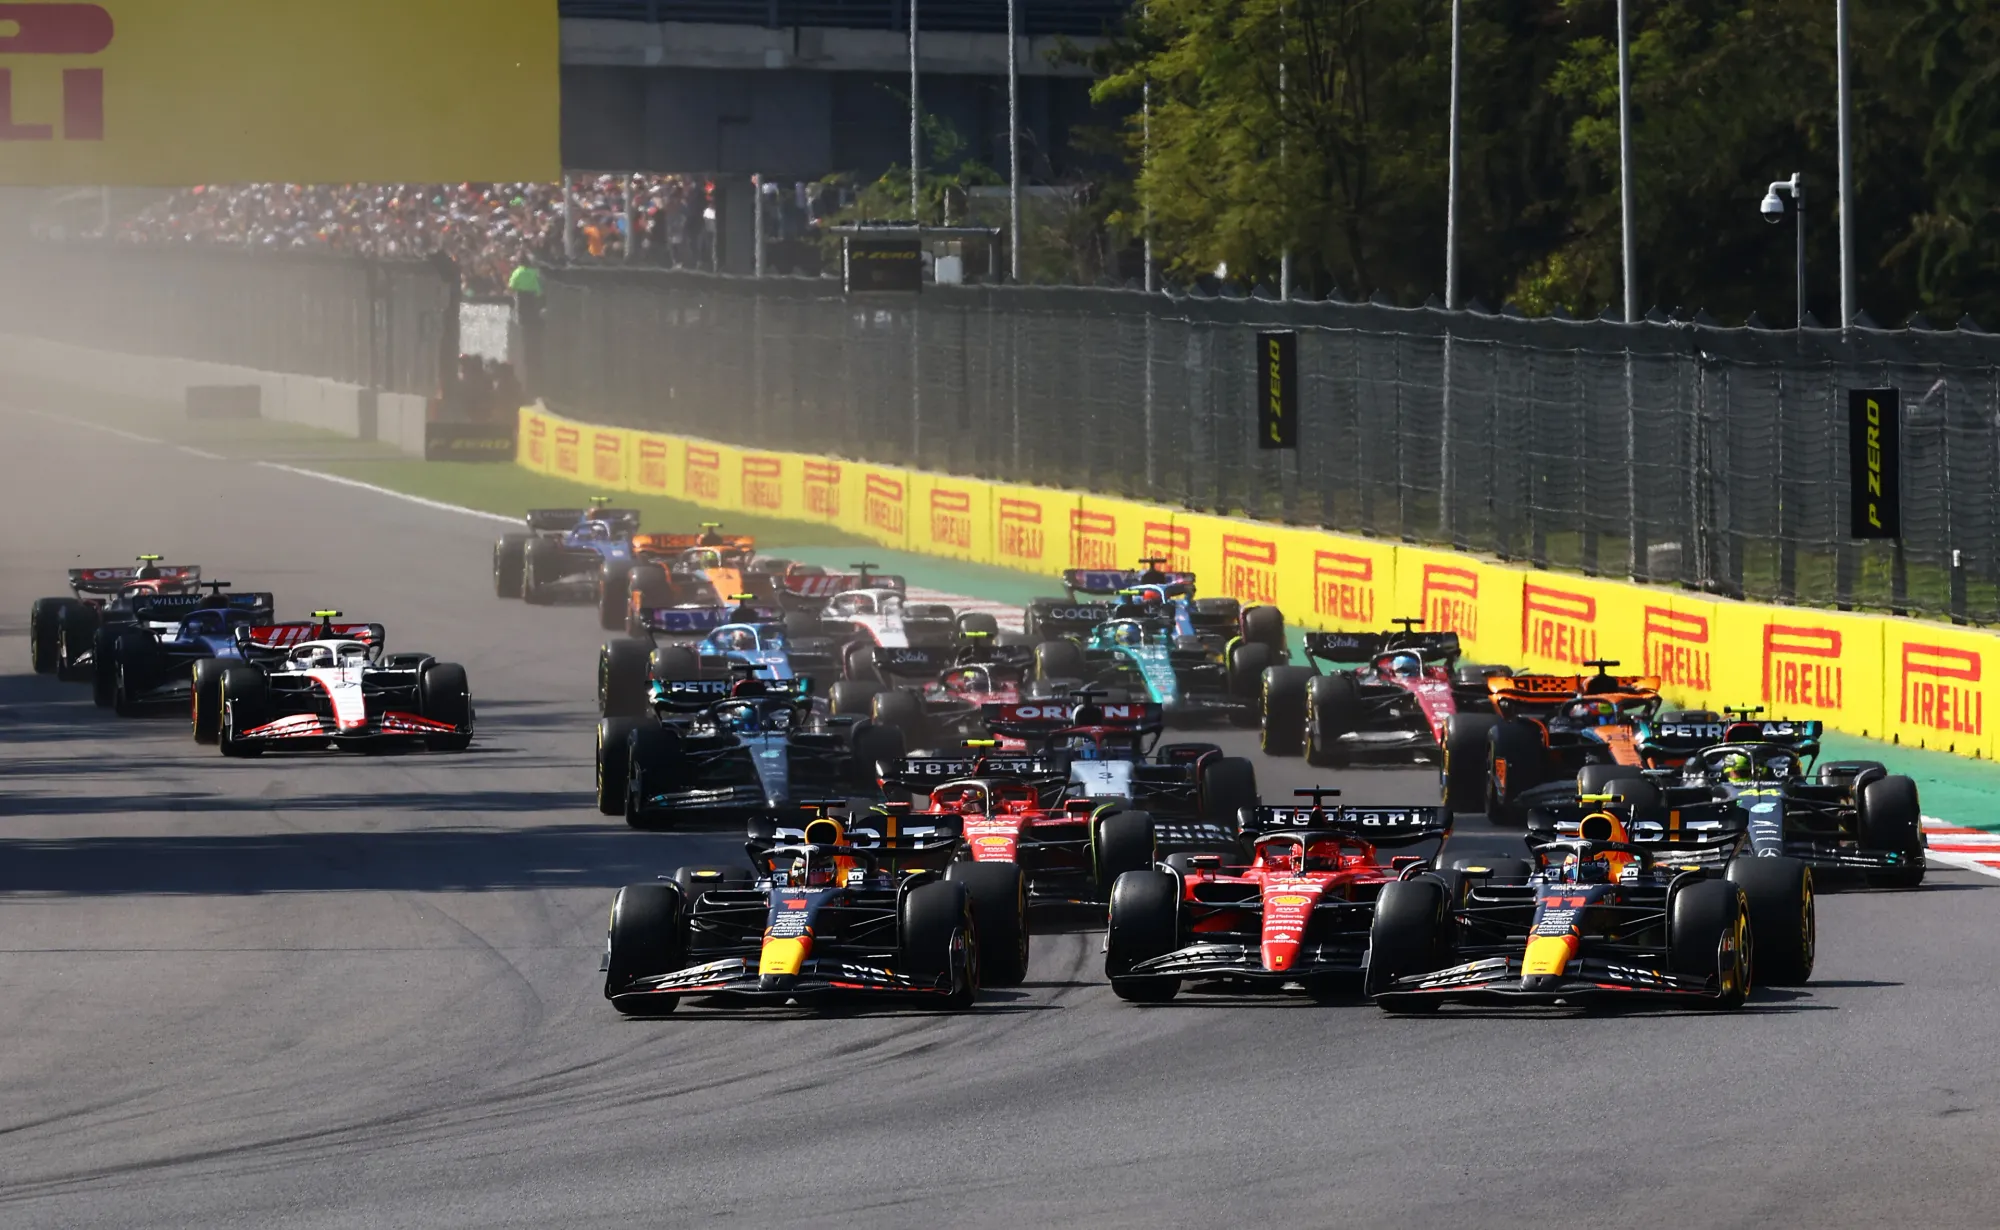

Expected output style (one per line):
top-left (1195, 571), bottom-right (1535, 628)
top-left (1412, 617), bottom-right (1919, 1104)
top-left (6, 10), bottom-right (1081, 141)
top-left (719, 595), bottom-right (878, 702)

top-left (1007, 0), bottom-right (1021, 280)
top-left (1616, 0), bottom-right (1636, 322)
top-left (1836, 0), bottom-right (1855, 329)
top-left (908, 0), bottom-right (920, 220)
top-left (1443, 0), bottom-right (1461, 309)
top-left (1761, 174), bottom-right (1805, 329)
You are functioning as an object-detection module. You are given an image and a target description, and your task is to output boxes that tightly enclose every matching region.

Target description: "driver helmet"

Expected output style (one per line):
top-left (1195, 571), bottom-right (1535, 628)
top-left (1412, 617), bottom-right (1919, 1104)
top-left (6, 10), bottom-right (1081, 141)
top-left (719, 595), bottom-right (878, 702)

top-left (1562, 852), bottom-right (1614, 884)
top-left (789, 854), bottom-right (837, 888)
top-left (720, 702), bottom-right (761, 734)
top-left (1582, 699), bottom-right (1618, 725)
top-left (725, 627), bottom-right (757, 652)
top-left (1764, 754), bottom-right (1794, 780)
top-left (1718, 751), bottom-right (1753, 783)
top-left (698, 525), bottom-right (724, 546)
top-left (294, 644), bottom-right (335, 669)
top-left (1388, 652), bottom-right (1422, 678)
top-left (199, 590), bottom-right (231, 610)
top-left (582, 520), bottom-right (609, 540)
top-left (1263, 841), bottom-right (1304, 875)
top-left (1112, 621), bottom-right (1145, 646)
top-left (135, 559), bottom-right (162, 581)
top-left (946, 668), bottom-right (987, 694)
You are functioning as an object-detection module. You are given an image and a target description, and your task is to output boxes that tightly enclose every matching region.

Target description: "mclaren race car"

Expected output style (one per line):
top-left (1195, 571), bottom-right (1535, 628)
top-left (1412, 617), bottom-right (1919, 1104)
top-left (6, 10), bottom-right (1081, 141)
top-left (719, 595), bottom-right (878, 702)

top-left (619, 526), bottom-right (790, 631)
top-left (1470, 661), bottom-right (1667, 822)
top-left (87, 583), bottom-right (277, 717)
top-left (493, 500), bottom-right (643, 606)
top-left (1260, 621), bottom-right (1510, 768)
top-left (209, 612), bottom-right (474, 755)
top-left (601, 809), bottom-right (1000, 1013)
top-left (30, 555), bottom-right (205, 681)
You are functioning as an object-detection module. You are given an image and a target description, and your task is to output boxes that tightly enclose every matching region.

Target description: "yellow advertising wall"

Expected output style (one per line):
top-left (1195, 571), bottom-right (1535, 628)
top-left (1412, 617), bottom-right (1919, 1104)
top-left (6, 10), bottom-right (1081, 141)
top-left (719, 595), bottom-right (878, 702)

top-left (0, 0), bottom-right (558, 185)
top-left (516, 405), bottom-right (2000, 760)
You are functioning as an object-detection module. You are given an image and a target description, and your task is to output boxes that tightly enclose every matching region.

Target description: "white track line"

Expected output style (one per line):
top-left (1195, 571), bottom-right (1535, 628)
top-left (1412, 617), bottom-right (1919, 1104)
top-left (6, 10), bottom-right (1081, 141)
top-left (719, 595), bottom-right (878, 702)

top-left (1921, 817), bottom-right (2000, 881)
top-left (255, 462), bottom-right (517, 525)
top-left (176, 444), bottom-right (225, 460)
top-left (10, 404), bottom-right (164, 445)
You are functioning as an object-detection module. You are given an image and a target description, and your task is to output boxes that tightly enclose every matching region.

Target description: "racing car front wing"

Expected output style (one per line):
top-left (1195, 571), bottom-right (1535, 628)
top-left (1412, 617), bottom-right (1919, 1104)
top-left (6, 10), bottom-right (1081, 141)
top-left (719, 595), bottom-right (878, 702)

top-left (609, 955), bottom-right (962, 1007)
top-left (1373, 955), bottom-right (1725, 1008)
top-left (1122, 939), bottom-right (1370, 984)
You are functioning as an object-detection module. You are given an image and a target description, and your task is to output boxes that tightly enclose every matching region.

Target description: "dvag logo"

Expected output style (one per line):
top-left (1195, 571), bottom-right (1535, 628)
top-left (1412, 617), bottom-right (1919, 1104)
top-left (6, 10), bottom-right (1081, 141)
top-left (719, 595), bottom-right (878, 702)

top-left (0, 4), bottom-right (112, 142)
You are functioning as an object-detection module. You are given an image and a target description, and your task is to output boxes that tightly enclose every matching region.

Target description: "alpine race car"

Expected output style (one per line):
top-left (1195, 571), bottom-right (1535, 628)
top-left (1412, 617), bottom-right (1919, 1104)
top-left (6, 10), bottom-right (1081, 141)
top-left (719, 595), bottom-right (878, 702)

top-left (594, 670), bottom-right (904, 829)
top-left (1023, 562), bottom-right (1287, 659)
top-left (30, 555), bottom-right (205, 681)
top-left (1029, 610), bottom-right (1268, 727)
top-left (1467, 661), bottom-right (1667, 822)
top-left (602, 808), bottom-right (1003, 1013)
top-left (1259, 622), bottom-right (1510, 767)
top-left (209, 612), bottom-right (474, 755)
top-left (493, 500), bottom-right (643, 606)
top-left (1365, 803), bottom-right (1814, 1012)
top-left (87, 583), bottom-right (277, 717)
top-left (1105, 789), bottom-right (1451, 1003)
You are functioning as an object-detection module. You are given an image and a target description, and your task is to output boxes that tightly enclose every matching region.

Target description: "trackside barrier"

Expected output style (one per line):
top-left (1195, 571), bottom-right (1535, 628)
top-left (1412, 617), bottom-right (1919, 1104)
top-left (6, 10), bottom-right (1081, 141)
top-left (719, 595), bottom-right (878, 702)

top-left (518, 404), bottom-right (2000, 760)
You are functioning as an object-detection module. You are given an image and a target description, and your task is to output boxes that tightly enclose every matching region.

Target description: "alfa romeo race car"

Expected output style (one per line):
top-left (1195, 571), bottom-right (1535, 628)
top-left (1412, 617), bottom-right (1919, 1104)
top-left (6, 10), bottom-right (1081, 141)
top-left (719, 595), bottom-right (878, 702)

top-left (1030, 610), bottom-right (1268, 727)
top-left (1259, 622), bottom-right (1509, 767)
top-left (493, 501), bottom-right (643, 606)
top-left (209, 612), bottom-right (474, 755)
top-left (30, 555), bottom-right (204, 680)
top-left (1105, 790), bottom-right (1451, 1003)
top-left (1467, 661), bottom-right (1667, 821)
top-left (824, 633), bottom-right (1036, 749)
top-left (87, 583), bottom-right (277, 716)
top-left (1366, 804), bottom-right (1815, 1012)
top-left (602, 809), bottom-right (1002, 1013)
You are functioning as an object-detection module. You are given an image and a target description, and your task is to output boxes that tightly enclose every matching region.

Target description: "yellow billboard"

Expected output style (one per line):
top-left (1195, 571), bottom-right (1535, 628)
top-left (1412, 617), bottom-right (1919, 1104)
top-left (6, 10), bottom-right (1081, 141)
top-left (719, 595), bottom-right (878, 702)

top-left (0, 0), bottom-right (558, 185)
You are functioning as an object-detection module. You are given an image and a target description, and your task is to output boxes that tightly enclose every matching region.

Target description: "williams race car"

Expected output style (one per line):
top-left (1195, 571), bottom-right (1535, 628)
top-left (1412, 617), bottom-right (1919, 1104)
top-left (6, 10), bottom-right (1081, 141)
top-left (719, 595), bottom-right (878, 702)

top-left (1259, 621), bottom-right (1510, 767)
top-left (601, 809), bottom-right (1002, 1013)
top-left (87, 583), bottom-right (277, 717)
top-left (493, 500), bottom-right (643, 606)
top-left (30, 555), bottom-right (206, 681)
top-left (209, 612), bottom-right (474, 755)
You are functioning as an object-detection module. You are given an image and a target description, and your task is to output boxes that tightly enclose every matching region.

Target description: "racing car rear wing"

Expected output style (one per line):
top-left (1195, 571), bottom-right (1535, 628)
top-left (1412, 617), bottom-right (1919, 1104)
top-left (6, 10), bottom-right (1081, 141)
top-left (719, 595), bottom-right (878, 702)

top-left (748, 811), bottom-right (964, 873)
top-left (781, 572), bottom-right (908, 599)
top-left (1025, 601), bottom-right (1119, 632)
top-left (1490, 672), bottom-right (1661, 704)
top-left (526, 508), bottom-right (640, 535)
top-left (882, 754), bottom-right (1071, 788)
top-left (654, 675), bottom-right (810, 707)
top-left (238, 621), bottom-right (384, 650)
top-left (1303, 630), bottom-right (1462, 664)
top-left (1062, 568), bottom-right (1197, 597)
top-left (132, 591), bottom-right (276, 619)
top-left (1642, 718), bottom-right (1825, 757)
top-left (1240, 803), bottom-right (1450, 845)
top-left (981, 700), bottom-right (1165, 733)
top-left (633, 606), bottom-right (780, 635)
top-left (631, 531), bottom-right (755, 554)
top-left (69, 564), bottom-right (200, 594)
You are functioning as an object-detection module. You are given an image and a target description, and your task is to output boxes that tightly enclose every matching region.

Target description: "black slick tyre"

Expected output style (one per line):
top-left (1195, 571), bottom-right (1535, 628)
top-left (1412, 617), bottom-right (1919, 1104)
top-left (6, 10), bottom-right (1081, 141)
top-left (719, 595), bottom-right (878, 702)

top-left (191, 657), bottom-right (227, 744)
top-left (1668, 878), bottom-right (1751, 1008)
top-left (1225, 642), bottom-right (1272, 724)
top-left (828, 678), bottom-right (883, 716)
top-left (627, 563), bottom-right (672, 632)
top-left (597, 560), bottom-right (633, 631)
top-left (1239, 605), bottom-right (1286, 658)
top-left (1092, 809), bottom-right (1156, 892)
top-left (1105, 869), bottom-right (1182, 1001)
top-left (597, 717), bottom-right (642, 815)
top-left (91, 626), bottom-right (122, 708)
top-left (871, 688), bottom-right (929, 749)
top-left (1858, 775), bottom-right (1925, 888)
top-left (1260, 665), bottom-right (1315, 756)
top-left (420, 663), bottom-right (473, 751)
top-left (900, 881), bottom-right (976, 1009)
top-left (1486, 719), bottom-right (1545, 824)
top-left (1443, 714), bottom-right (1499, 814)
top-left (604, 883), bottom-right (686, 1013)
top-left (649, 645), bottom-right (698, 684)
top-left (626, 725), bottom-right (679, 830)
top-left (947, 861), bottom-right (1029, 986)
top-left (1727, 856), bottom-right (1815, 985)
top-left (1033, 638), bottom-right (1086, 686)
top-left (493, 533), bottom-right (528, 599)
top-left (29, 598), bottom-right (75, 675)
top-left (849, 721), bottom-right (905, 790)
top-left (56, 610), bottom-right (98, 682)
top-left (1365, 878), bottom-right (1447, 1010)
top-left (599, 638), bottom-right (653, 718)
top-left (1305, 673), bottom-right (1361, 767)
top-left (217, 666), bottom-right (268, 757)
top-left (521, 538), bottom-right (558, 605)
top-left (1198, 757), bottom-right (1258, 824)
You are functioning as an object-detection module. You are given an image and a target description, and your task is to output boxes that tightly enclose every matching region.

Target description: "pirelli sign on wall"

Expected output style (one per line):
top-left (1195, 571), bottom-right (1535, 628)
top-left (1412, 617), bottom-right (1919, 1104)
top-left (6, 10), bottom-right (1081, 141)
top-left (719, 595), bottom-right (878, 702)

top-left (513, 402), bottom-right (2000, 761)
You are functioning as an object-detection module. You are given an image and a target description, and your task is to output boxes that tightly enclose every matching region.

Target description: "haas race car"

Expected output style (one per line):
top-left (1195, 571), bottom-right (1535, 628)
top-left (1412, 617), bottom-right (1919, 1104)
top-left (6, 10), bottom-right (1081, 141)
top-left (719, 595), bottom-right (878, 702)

top-left (205, 612), bottom-right (474, 755)
top-left (601, 807), bottom-right (1005, 1013)
top-left (1259, 619), bottom-right (1510, 767)
top-left (90, 583), bottom-right (277, 717)
top-left (30, 555), bottom-right (205, 680)
top-left (1105, 789), bottom-right (1451, 1003)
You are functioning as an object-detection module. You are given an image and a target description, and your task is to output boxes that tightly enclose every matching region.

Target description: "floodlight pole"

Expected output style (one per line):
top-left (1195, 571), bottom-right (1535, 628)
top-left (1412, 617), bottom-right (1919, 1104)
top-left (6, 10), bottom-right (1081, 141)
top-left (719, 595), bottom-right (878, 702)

top-left (1836, 0), bottom-right (1856, 329)
top-left (1444, 0), bottom-right (1461, 309)
top-left (1007, 0), bottom-right (1022, 281)
top-left (909, 0), bottom-right (921, 220)
top-left (1617, 0), bottom-right (1636, 321)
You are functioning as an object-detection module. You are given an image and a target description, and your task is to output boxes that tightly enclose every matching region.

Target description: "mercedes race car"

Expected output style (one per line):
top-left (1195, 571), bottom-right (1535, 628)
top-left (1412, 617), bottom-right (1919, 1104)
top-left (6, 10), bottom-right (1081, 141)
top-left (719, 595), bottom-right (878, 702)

top-left (493, 501), bottom-right (643, 606)
top-left (30, 555), bottom-right (206, 681)
top-left (1259, 622), bottom-right (1509, 767)
top-left (1366, 803), bottom-right (1815, 1012)
top-left (598, 615), bottom-right (799, 717)
top-left (208, 612), bottom-right (474, 755)
top-left (1105, 790), bottom-right (1451, 1003)
top-left (602, 809), bottom-right (1004, 1013)
top-left (87, 583), bottom-right (277, 716)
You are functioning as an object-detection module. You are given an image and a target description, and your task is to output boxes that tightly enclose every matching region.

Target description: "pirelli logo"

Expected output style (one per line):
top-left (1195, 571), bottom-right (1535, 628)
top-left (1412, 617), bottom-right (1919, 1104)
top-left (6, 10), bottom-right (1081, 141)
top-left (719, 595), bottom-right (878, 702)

top-left (0, 3), bottom-right (111, 144)
top-left (1762, 624), bottom-right (1844, 711)
top-left (1420, 564), bottom-right (1478, 640)
top-left (552, 425), bottom-right (581, 478)
top-left (1069, 508), bottom-right (1117, 570)
top-left (1521, 583), bottom-right (1598, 664)
top-left (804, 460), bottom-right (841, 519)
top-left (1142, 521), bottom-right (1192, 572)
top-left (591, 432), bottom-right (624, 486)
top-left (1222, 535), bottom-right (1278, 607)
top-left (1902, 642), bottom-right (1982, 737)
top-left (1644, 607), bottom-right (1711, 692)
top-left (930, 487), bottom-right (973, 550)
top-left (525, 416), bottom-right (549, 469)
top-left (742, 456), bottom-right (783, 511)
top-left (864, 473), bottom-right (905, 537)
top-left (685, 446), bottom-right (721, 501)
top-left (636, 437), bottom-right (668, 491)
top-left (1312, 552), bottom-right (1376, 624)
top-left (997, 498), bottom-right (1045, 563)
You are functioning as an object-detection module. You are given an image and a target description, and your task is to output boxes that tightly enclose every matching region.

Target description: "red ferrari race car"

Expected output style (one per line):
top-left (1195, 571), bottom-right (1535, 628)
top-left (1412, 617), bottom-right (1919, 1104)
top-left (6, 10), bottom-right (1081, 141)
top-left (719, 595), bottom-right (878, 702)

top-left (29, 555), bottom-right (204, 680)
top-left (1259, 620), bottom-right (1510, 770)
top-left (1103, 788), bottom-right (1449, 1003)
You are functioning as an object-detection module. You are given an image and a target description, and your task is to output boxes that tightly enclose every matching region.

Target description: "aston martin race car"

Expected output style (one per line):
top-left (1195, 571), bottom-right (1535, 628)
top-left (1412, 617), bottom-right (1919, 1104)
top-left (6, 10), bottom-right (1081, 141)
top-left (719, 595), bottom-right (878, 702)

top-left (493, 500), bottom-right (643, 606)
top-left (594, 669), bottom-right (903, 828)
top-left (1365, 804), bottom-right (1815, 1012)
top-left (30, 555), bottom-right (205, 680)
top-left (209, 612), bottom-right (474, 755)
top-left (601, 809), bottom-right (1001, 1013)
top-left (86, 583), bottom-right (277, 717)
top-left (1259, 621), bottom-right (1510, 767)
top-left (1022, 561), bottom-right (1287, 660)
top-left (1105, 790), bottom-right (1450, 1003)
top-left (1029, 611), bottom-right (1267, 726)
top-left (1470, 661), bottom-right (1666, 821)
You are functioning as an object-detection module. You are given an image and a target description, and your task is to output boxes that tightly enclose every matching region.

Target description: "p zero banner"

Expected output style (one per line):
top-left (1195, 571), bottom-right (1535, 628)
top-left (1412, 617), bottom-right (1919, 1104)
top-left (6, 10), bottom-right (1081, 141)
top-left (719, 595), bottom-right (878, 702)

top-left (424, 423), bottom-right (516, 463)
top-left (1850, 387), bottom-right (1901, 540)
top-left (0, 0), bottom-right (558, 185)
top-left (1257, 330), bottom-right (1298, 450)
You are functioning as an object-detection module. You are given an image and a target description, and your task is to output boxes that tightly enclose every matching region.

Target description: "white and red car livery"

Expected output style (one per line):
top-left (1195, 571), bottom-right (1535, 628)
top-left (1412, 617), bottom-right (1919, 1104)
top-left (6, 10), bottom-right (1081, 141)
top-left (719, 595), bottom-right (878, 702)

top-left (210, 615), bottom-right (473, 755)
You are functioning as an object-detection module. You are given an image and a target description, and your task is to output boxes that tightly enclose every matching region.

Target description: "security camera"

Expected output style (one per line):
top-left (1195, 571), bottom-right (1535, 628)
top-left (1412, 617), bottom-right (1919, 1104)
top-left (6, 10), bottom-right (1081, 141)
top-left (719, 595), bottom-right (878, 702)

top-left (1761, 192), bottom-right (1785, 223)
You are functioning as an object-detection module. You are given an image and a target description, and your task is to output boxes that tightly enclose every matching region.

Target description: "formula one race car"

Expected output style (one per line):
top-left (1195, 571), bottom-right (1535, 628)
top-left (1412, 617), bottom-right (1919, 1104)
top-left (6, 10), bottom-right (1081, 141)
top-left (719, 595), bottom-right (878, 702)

top-left (598, 613), bottom-right (800, 716)
top-left (1259, 620), bottom-right (1510, 767)
top-left (620, 526), bottom-right (788, 631)
top-left (210, 612), bottom-right (474, 755)
top-left (790, 569), bottom-right (963, 678)
top-left (1471, 661), bottom-right (1666, 822)
top-left (594, 669), bottom-right (903, 829)
top-left (493, 500), bottom-right (643, 606)
top-left (824, 633), bottom-right (1037, 749)
top-left (1365, 803), bottom-right (1815, 1012)
top-left (30, 555), bottom-right (205, 680)
top-left (1030, 610), bottom-right (1267, 727)
top-left (602, 808), bottom-right (1000, 1013)
top-left (1023, 562), bottom-right (1287, 659)
top-left (1105, 789), bottom-right (1450, 1003)
top-left (87, 583), bottom-right (277, 717)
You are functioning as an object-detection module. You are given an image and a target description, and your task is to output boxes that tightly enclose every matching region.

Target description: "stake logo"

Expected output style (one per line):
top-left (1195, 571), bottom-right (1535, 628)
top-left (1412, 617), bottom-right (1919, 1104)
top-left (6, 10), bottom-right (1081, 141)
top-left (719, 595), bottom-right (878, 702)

top-left (524, 415), bottom-right (548, 469)
top-left (1312, 552), bottom-right (1377, 624)
top-left (591, 431), bottom-right (623, 487)
top-left (1221, 535), bottom-right (1279, 607)
top-left (1901, 642), bottom-right (1983, 737)
top-left (803, 460), bottom-right (841, 519)
top-left (863, 473), bottom-right (905, 537)
top-left (684, 445), bottom-right (721, 501)
top-left (741, 455), bottom-right (782, 511)
top-left (929, 487), bottom-right (972, 550)
top-left (1521, 583), bottom-right (1598, 664)
top-left (1141, 522), bottom-right (1192, 573)
top-left (552, 425), bottom-right (580, 478)
top-left (0, 4), bottom-right (112, 143)
top-left (636, 436), bottom-right (668, 491)
top-left (997, 498), bottom-right (1045, 564)
top-left (1643, 607), bottom-right (1711, 691)
top-left (1420, 564), bottom-right (1479, 640)
top-left (1761, 624), bottom-right (1844, 712)
top-left (1069, 508), bottom-right (1118, 570)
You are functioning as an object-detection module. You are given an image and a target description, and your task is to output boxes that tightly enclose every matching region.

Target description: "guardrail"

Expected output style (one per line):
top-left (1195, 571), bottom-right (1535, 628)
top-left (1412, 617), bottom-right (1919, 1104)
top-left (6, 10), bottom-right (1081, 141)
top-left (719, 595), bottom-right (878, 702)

top-left (557, 0), bottom-right (1128, 35)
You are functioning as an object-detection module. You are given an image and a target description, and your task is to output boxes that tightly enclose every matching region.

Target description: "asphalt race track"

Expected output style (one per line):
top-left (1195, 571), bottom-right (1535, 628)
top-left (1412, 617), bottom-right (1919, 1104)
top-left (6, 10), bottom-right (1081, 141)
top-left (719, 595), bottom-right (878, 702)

top-left (7, 401), bottom-right (2000, 1229)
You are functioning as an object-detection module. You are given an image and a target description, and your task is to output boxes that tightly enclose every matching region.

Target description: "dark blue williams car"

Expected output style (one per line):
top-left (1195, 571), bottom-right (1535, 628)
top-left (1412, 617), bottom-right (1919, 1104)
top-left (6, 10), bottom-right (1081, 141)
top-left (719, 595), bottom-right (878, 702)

top-left (93, 586), bottom-right (277, 719)
top-left (492, 501), bottom-right (644, 607)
